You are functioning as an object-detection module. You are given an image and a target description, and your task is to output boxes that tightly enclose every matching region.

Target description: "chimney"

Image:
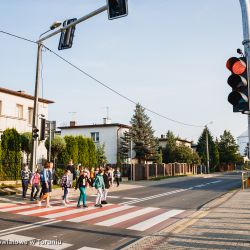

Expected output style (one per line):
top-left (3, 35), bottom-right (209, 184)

top-left (161, 134), bottom-right (165, 139)
top-left (103, 118), bottom-right (111, 124)
top-left (17, 90), bottom-right (26, 94)
top-left (70, 121), bottom-right (76, 127)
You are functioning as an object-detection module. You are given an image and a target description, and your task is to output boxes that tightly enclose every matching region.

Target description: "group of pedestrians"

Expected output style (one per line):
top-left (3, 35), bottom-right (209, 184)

top-left (21, 160), bottom-right (121, 209)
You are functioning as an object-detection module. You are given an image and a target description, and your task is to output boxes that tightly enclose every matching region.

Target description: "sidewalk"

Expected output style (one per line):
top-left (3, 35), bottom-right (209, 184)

top-left (124, 189), bottom-right (250, 250)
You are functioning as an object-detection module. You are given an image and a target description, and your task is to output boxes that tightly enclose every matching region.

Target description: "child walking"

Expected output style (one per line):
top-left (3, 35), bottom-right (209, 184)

top-left (61, 170), bottom-right (72, 206)
top-left (30, 169), bottom-right (40, 201)
top-left (75, 170), bottom-right (92, 208)
top-left (93, 169), bottom-right (105, 207)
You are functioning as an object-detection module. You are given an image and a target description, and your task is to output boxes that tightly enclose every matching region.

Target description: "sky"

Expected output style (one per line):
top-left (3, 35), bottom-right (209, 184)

top-left (0, 0), bottom-right (247, 143)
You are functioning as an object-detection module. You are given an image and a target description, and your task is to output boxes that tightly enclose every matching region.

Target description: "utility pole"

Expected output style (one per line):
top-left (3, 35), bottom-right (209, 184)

top-left (239, 0), bottom-right (250, 159)
top-left (205, 126), bottom-right (210, 174)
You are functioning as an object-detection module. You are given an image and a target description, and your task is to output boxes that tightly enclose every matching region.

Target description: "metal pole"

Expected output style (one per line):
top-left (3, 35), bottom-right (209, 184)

top-left (206, 126), bottom-right (210, 174)
top-left (130, 139), bottom-right (133, 181)
top-left (239, 0), bottom-right (250, 160)
top-left (30, 43), bottom-right (42, 173)
top-left (48, 122), bottom-right (52, 162)
top-left (37, 5), bottom-right (107, 43)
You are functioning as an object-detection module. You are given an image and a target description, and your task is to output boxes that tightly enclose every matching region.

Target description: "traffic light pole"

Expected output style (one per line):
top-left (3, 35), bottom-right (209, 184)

top-left (30, 5), bottom-right (107, 172)
top-left (239, 0), bottom-right (250, 159)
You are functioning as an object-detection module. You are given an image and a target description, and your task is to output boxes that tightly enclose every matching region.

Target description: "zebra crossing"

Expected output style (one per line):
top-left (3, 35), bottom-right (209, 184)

top-left (0, 199), bottom-right (189, 233)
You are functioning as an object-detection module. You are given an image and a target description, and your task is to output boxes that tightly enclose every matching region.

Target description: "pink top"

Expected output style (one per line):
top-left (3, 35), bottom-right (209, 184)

top-left (31, 173), bottom-right (40, 185)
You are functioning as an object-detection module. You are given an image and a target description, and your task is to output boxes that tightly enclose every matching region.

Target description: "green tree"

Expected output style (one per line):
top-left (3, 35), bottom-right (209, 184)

top-left (96, 143), bottom-right (108, 166)
top-left (1, 128), bottom-right (22, 179)
top-left (45, 135), bottom-right (66, 162)
top-left (77, 136), bottom-right (89, 166)
top-left (119, 130), bottom-right (131, 163)
top-left (130, 103), bottom-right (158, 163)
top-left (218, 130), bottom-right (240, 164)
top-left (196, 127), bottom-right (218, 168)
top-left (20, 132), bottom-right (32, 163)
top-left (162, 130), bottom-right (177, 163)
top-left (60, 135), bottom-right (78, 164)
top-left (87, 138), bottom-right (96, 167)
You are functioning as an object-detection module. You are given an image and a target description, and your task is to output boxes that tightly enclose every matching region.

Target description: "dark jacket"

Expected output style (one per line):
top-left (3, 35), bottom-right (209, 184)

top-left (103, 172), bottom-right (111, 189)
top-left (75, 175), bottom-right (92, 189)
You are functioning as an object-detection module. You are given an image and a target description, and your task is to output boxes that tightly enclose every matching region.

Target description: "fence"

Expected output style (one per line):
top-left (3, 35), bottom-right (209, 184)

top-left (121, 163), bottom-right (198, 181)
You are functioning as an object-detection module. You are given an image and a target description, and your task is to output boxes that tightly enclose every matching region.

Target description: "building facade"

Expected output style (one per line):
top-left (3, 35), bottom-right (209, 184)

top-left (158, 134), bottom-right (193, 149)
top-left (59, 121), bottom-right (130, 164)
top-left (0, 87), bottom-right (54, 165)
top-left (237, 130), bottom-right (248, 156)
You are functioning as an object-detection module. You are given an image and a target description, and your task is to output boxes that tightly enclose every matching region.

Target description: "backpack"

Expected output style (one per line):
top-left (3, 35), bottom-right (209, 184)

top-left (40, 169), bottom-right (48, 183)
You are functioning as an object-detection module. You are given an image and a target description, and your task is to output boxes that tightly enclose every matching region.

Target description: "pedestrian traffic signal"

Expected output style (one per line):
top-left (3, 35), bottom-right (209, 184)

top-left (58, 18), bottom-right (77, 50)
top-left (107, 0), bottom-right (128, 20)
top-left (40, 118), bottom-right (46, 141)
top-left (32, 127), bottom-right (39, 139)
top-left (226, 56), bottom-right (249, 112)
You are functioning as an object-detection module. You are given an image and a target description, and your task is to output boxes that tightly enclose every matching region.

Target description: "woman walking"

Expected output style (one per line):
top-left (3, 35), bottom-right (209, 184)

top-left (61, 169), bottom-right (72, 206)
top-left (93, 169), bottom-right (105, 207)
top-left (75, 170), bottom-right (92, 208)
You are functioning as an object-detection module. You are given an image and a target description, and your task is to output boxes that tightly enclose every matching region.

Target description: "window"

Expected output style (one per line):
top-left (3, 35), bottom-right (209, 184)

top-left (91, 132), bottom-right (100, 142)
top-left (28, 107), bottom-right (33, 124)
top-left (16, 104), bottom-right (23, 119)
top-left (0, 101), bottom-right (2, 115)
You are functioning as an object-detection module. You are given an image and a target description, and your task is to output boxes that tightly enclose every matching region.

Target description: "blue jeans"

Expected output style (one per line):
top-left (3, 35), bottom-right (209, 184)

top-left (22, 180), bottom-right (29, 198)
top-left (78, 186), bottom-right (87, 206)
top-left (63, 187), bottom-right (68, 200)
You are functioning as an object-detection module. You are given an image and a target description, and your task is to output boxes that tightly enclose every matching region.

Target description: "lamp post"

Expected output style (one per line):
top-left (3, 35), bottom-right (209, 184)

top-left (204, 121), bottom-right (213, 174)
top-left (30, 22), bottom-right (61, 173)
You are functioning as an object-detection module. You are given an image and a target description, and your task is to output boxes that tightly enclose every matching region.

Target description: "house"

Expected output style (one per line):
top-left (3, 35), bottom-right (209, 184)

top-left (58, 119), bottom-right (130, 164)
top-left (237, 130), bottom-right (248, 156)
top-left (158, 134), bottom-right (193, 149)
top-left (0, 86), bottom-right (54, 164)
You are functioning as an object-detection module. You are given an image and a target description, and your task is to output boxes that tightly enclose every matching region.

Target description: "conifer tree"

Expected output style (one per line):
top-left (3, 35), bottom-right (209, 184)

top-left (129, 104), bottom-right (158, 163)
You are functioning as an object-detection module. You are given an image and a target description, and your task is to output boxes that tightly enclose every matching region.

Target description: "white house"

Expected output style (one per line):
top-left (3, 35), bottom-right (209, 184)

top-left (59, 120), bottom-right (130, 164)
top-left (158, 134), bottom-right (193, 149)
top-left (0, 86), bottom-right (54, 164)
top-left (237, 130), bottom-right (248, 156)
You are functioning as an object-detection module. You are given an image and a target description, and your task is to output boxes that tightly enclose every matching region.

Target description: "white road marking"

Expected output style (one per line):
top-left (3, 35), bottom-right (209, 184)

top-left (76, 247), bottom-right (104, 250)
top-left (120, 181), bottom-right (224, 205)
top-left (43, 204), bottom-right (112, 219)
top-left (0, 219), bottom-right (55, 234)
top-left (67, 205), bottom-right (134, 223)
top-left (18, 206), bottom-right (73, 215)
top-left (96, 207), bottom-right (159, 226)
top-left (127, 209), bottom-right (185, 231)
top-left (33, 240), bottom-right (72, 249)
top-left (0, 233), bottom-right (35, 241)
top-left (0, 220), bottom-right (59, 237)
top-left (90, 195), bottom-right (120, 199)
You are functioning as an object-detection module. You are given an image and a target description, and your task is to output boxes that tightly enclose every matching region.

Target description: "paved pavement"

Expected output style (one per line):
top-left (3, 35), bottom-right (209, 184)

top-left (124, 189), bottom-right (250, 250)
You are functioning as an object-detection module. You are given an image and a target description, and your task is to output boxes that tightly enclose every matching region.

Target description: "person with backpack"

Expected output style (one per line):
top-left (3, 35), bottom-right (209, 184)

top-left (30, 168), bottom-right (40, 201)
top-left (37, 162), bottom-right (51, 207)
top-left (114, 167), bottom-right (121, 187)
top-left (75, 169), bottom-right (92, 208)
top-left (61, 169), bottom-right (72, 206)
top-left (21, 164), bottom-right (31, 199)
top-left (101, 167), bottom-right (112, 204)
top-left (93, 168), bottom-right (105, 207)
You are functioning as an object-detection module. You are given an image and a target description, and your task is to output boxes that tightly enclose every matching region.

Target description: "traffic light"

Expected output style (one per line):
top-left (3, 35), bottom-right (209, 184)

top-left (40, 118), bottom-right (46, 141)
top-left (226, 56), bottom-right (249, 112)
top-left (107, 0), bottom-right (128, 20)
top-left (58, 18), bottom-right (77, 50)
top-left (32, 127), bottom-right (39, 139)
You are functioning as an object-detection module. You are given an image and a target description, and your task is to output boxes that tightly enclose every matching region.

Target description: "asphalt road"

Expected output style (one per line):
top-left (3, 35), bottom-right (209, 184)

top-left (0, 172), bottom-right (242, 250)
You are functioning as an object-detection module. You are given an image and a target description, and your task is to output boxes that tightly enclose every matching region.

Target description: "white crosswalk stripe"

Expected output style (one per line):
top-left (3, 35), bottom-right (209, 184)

top-left (96, 207), bottom-right (159, 226)
top-left (67, 205), bottom-right (134, 223)
top-left (127, 209), bottom-right (184, 231)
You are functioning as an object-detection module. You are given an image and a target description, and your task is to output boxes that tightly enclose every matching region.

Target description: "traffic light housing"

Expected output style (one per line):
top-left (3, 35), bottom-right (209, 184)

top-left (32, 127), bottom-right (39, 139)
top-left (107, 0), bottom-right (128, 20)
top-left (58, 18), bottom-right (77, 50)
top-left (40, 118), bottom-right (46, 141)
top-left (226, 56), bottom-right (249, 112)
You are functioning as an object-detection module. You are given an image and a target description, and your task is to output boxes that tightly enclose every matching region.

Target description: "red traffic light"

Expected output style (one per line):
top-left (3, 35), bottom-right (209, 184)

top-left (226, 57), bottom-right (246, 75)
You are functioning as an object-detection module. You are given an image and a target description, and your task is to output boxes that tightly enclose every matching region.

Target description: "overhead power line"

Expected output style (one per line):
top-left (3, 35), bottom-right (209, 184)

top-left (0, 29), bottom-right (205, 128)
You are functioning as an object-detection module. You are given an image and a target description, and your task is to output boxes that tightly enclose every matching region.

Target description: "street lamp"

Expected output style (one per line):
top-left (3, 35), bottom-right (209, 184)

top-left (204, 121), bottom-right (213, 174)
top-left (30, 22), bottom-right (61, 173)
